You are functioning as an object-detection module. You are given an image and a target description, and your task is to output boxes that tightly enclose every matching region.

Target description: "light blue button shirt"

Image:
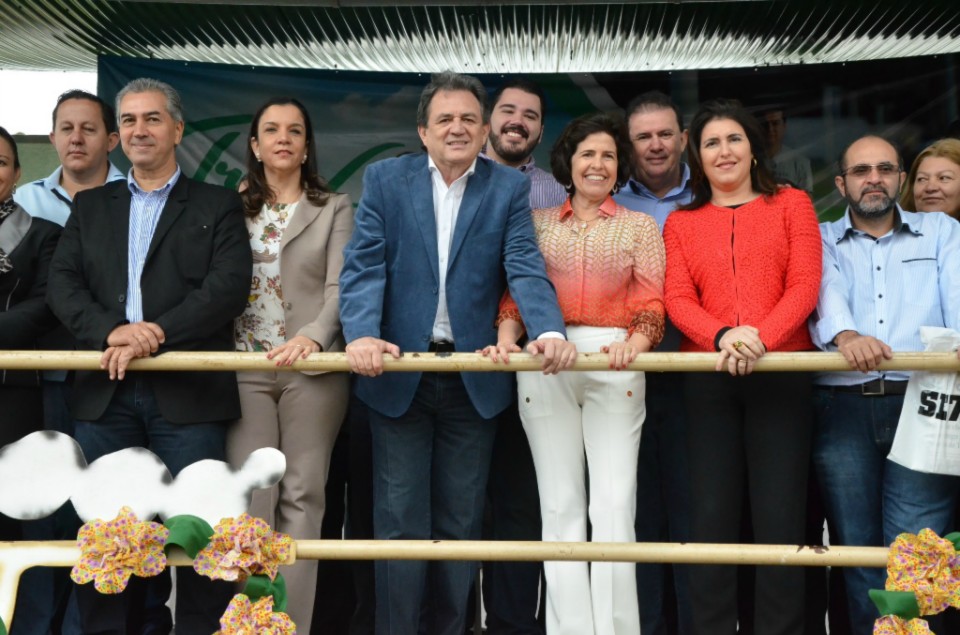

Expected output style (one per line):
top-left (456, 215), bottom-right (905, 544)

top-left (126, 167), bottom-right (181, 323)
top-left (810, 207), bottom-right (960, 385)
top-left (614, 163), bottom-right (693, 232)
top-left (14, 163), bottom-right (125, 227)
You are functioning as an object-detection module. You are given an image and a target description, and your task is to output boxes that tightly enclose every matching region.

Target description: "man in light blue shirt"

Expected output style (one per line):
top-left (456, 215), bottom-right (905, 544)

top-left (12, 90), bottom-right (123, 635)
top-left (614, 91), bottom-right (693, 635)
top-left (15, 90), bottom-right (123, 227)
top-left (810, 134), bottom-right (960, 634)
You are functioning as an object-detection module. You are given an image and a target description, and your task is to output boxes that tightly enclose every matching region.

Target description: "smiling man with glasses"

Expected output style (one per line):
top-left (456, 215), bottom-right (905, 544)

top-left (807, 134), bottom-right (960, 633)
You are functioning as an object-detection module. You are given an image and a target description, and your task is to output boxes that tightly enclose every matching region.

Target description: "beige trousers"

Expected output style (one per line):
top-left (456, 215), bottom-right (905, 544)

top-left (228, 370), bottom-right (350, 632)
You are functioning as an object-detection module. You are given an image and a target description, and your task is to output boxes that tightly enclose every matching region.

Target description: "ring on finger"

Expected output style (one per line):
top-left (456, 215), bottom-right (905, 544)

top-left (733, 340), bottom-right (744, 350)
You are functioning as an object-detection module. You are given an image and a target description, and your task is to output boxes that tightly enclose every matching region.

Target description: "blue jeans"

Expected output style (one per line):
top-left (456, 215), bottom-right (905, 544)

top-left (812, 388), bottom-right (898, 635)
top-left (883, 459), bottom-right (960, 544)
top-left (73, 378), bottom-right (232, 635)
top-left (369, 373), bottom-right (497, 635)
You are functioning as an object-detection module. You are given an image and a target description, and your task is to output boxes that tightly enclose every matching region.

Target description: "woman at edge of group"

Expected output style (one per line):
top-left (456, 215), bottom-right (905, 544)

top-left (483, 112), bottom-right (666, 635)
top-left (900, 137), bottom-right (960, 219)
top-left (227, 97), bottom-right (354, 631)
top-left (0, 126), bottom-right (62, 539)
top-left (662, 99), bottom-right (822, 635)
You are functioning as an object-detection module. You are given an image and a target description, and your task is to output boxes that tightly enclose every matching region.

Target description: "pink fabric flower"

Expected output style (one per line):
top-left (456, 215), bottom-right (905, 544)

top-left (216, 594), bottom-right (295, 634)
top-left (70, 506), bottom-right (168, 594)
top-left (886, 528), bottom-right (960, 615)
top-left (194, 513), bottom-right (293, 582)
top-left (873, 615), bottom-right (933, 634)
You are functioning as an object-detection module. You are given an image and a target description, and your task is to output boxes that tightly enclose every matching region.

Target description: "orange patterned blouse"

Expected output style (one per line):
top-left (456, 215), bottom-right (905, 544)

top-left (498, 196), bottom-right (666, 346)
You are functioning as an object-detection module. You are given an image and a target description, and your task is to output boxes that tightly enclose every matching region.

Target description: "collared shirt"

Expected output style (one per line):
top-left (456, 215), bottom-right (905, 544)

top-left (428, 156), bottom-right (477, 342)
top-left (126, 167), bottom-right (181, 323)
top-left (479, 153), bottom-right (567, 211)
top-left (14, 163), bottom-right (125, 227)
top-left (614, 163), bottom-right (693, 232)
top-left (810, 207), bottom-right (960, 386)
top-left (518, 157), bottom-right (567, 210)
top-left (615, 162), bottom-right (693, 351)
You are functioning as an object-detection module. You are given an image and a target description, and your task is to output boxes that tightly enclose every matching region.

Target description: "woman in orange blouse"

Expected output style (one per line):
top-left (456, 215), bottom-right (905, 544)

top-left (485, 112), bottom-right (665, 635)
top-left (663, 99), bottom-right (821, 635)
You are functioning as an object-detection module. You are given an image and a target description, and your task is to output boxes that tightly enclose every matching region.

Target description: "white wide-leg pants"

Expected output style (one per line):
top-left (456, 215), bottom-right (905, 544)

top-left (518, 326), bottom-right (645, 635)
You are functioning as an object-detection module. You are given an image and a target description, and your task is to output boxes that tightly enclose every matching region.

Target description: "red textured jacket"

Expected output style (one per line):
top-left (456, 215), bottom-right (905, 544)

top-left (663, 187), bottom-right (822, 353)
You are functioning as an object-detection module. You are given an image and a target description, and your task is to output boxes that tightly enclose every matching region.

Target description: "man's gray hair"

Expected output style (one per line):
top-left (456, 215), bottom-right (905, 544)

top-left (416, 71), bottom-right (488, 128)
top-left (115, 78), bottom-right (184, 124)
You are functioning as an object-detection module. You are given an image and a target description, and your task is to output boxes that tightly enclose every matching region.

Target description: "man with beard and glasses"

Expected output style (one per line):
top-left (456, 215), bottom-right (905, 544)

top-left (479, 77), bottom-right (565, 635)
top-left (809, 134), bottom-right (960, 634)
top-left (484, 78), bottom-right (566, 210)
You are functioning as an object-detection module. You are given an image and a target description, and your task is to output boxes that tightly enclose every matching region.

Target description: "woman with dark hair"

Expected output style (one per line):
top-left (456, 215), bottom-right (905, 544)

top-left (900, 138), bottom-right (960, 218)
top-left (0, 126), bottom-right (62, 533)
top-left (485, 112), bottom-right (665, 635)
top-left (663, 99), bottom-right (821, 634)
top-left (227, 98), bottom-right (354, 630)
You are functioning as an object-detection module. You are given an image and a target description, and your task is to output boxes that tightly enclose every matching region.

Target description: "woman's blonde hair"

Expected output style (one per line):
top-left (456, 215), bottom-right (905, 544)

top-left (900, 138), bottom-right (960, 213)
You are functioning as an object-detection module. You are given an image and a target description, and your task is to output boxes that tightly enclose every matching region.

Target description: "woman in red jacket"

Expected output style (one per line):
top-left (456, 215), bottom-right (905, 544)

top-left (663, 99), bottom-right (822, 635)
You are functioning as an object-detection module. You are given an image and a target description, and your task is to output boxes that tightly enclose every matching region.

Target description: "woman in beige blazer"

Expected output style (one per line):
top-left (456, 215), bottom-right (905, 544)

top-left (229, 97), bottom-right (353, 631)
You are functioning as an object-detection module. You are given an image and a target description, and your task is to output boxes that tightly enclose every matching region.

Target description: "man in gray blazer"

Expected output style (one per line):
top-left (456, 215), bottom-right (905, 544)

top-left (339, 71), bottom-right (574, 635)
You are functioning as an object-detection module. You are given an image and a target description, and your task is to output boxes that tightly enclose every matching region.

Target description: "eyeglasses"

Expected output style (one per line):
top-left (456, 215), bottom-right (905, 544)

top-left (840, 163), bottom-right (901, 178)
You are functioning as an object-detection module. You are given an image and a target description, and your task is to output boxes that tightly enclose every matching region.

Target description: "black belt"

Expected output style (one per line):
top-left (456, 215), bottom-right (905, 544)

top-left (825, 378), bottom-right (908, 396)
top-left (428, 340), bottom-right (455, 353)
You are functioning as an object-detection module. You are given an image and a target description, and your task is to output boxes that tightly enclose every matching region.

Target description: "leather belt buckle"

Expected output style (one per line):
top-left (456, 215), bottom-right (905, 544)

top-left (429, 340), bottom-right (455, 353)
top-left (861, 377), bottom-right (885, 396)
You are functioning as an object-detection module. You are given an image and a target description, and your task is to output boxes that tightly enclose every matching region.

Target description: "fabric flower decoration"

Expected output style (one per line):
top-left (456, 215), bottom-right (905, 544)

top-left (873, 615), bottom-right (933, 634)
top-left (70, 506), bottom-right (169, 594)
top-left (886, 528), bottom-right (960, 614)
top-left (216, 594), bottom-right (295, 634)
top-left (194, 513), bottom-right (293, 582)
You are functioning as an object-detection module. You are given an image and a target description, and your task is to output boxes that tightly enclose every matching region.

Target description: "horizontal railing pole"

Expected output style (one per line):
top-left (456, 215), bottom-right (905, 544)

top-left (0, 539), bottom-right (888, 568)
top-left (1, 350), bottom-right (958, 372)
top-left (292, 540), bottom-right (888, 568)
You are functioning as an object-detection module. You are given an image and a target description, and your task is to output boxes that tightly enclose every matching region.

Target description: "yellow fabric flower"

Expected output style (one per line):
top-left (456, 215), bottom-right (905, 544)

top-left (194, 513), bottom-right (293, 582)
top-left (873, 615), bottom-right (933, 634)
top-left (216, 594), bottom-right (296, 634)
top-left (70, 506), bottom-right (168, 594)
top-left (885, 528), bottom-right (960, 614)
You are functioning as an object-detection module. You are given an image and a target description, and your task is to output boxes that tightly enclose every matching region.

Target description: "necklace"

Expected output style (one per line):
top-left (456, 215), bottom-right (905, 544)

top-left (573, 214), bottom-right (600, 230)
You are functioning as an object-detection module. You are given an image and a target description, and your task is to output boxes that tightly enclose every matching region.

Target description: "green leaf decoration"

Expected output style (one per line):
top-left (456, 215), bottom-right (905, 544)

top-left (0, 616), bottom-right (7, 635)
top-left (945, 531), bottom-right (960, 551)
top-left (163, 515), bottom-right (215, 558)
top-left (243, 573), bottom-right (288, 613)
top-left (869, 589), bottom-right (921, 620)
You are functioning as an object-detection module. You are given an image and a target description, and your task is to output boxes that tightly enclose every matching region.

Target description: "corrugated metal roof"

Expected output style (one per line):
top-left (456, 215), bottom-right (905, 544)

top-left (1, 0), bottom-right (959, 73)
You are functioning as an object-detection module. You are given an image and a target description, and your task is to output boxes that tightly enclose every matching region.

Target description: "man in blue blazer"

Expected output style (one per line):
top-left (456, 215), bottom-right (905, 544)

top-left (339, 71), bottom-right (575, 635)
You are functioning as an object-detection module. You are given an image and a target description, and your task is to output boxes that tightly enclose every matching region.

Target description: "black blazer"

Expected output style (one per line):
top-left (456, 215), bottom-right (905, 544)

top-left (47, 175), bottom-right (252, 423)
top-left (0, 205), bottom-right (62, 387)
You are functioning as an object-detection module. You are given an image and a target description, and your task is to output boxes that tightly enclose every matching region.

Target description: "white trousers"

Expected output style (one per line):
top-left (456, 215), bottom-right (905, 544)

top-left (519, 326), bottom-right (645, 635)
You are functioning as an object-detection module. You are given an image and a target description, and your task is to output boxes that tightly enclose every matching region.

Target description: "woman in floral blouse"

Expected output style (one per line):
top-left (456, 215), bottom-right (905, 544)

top-left (486, 112), bottom-right (665, 635)
top-left (228, 97), bottom-right (354, 631)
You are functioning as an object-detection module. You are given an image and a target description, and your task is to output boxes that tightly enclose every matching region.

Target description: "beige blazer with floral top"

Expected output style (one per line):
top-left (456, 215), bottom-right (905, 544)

top-left (274, 191), bottom-right (354, 372)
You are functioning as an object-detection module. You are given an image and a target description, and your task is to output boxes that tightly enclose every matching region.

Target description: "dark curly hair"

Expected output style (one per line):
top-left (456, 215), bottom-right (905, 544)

top-left (550, 112), bottom-right (632, 197)
top-left (681, 98), bottom-right (778, 210)
top-left (241, 97), bottom-right (330, 218)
